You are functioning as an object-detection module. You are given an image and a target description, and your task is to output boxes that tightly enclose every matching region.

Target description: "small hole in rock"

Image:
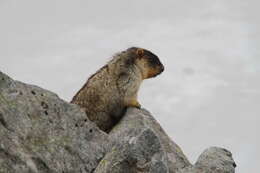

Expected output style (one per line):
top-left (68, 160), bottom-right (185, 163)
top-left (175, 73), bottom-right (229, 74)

top-left (19, 91), bottom-right (23, 95)
top-left (89, 129), bottom-right (93, 133)
top-left (41, 93), bottom-right (44, 96)
top-left (31, 91), bottom-right (36, 95)
top-left (84, 119), bottom-right (87, 122)
top-left (233, 162), bottom-right (237, 168)
top-left (44, 111), bottom-right (48, 115)
top-left (41, 101), bottom-right (48, 109)
top-left (2, 78), bottom-right (4, 81)
top-left (75, 123), bottom-right (78, 127)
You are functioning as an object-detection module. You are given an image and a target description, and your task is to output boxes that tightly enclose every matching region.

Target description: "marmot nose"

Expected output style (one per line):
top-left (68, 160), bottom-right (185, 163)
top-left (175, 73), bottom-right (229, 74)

top-left (160, 65), bottom-right (164, 73)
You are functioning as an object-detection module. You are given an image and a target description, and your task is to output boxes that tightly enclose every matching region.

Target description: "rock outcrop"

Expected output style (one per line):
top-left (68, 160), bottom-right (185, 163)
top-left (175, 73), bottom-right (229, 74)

top-left (0, 71), bottom-right (236, 173)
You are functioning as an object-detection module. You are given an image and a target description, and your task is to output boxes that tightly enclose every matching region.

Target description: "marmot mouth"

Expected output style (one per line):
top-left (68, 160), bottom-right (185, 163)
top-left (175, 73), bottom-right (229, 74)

top-left (151, 72), bottom-right (162, 78)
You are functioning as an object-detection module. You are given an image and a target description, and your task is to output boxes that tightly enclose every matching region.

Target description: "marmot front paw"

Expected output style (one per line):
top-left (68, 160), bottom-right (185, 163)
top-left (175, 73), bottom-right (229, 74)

top-left (128, 100), bottom-right (141, 109)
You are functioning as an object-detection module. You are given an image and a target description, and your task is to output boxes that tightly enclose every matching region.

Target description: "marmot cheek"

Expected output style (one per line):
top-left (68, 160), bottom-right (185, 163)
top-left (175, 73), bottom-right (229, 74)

top-left (147, 68), bottom-right (158, 78)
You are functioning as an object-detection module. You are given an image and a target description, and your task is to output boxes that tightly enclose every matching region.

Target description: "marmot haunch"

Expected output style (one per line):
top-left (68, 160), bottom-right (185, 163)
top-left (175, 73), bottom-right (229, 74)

top-left (71, 47), bottom-right (164, 132)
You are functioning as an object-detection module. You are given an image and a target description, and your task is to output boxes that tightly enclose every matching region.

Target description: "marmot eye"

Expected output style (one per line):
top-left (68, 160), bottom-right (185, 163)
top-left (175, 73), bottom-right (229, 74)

top-left (148, 56), bottom-right (160, 65)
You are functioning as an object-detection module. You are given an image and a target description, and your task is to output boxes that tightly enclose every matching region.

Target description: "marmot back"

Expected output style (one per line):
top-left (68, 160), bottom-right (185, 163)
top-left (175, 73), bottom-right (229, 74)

top-left (71, 47), bottom-right (164, 132)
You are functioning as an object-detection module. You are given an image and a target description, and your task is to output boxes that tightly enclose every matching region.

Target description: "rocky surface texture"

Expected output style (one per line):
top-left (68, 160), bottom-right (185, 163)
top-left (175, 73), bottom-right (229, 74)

top-left (0, 71), bottom-right (236, 173)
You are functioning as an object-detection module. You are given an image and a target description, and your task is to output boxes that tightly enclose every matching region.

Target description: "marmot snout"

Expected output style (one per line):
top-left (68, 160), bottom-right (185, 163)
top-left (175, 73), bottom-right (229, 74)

top-left (71, 47), bottom-right (164, 132)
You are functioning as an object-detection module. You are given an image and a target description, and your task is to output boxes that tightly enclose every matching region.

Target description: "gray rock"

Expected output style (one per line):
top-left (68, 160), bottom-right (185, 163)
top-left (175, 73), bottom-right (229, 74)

top-left (0, 71), bottom-right (236, 173)
top-left (179, 147), bottom-right (236, 173)
top-left (94, 108), bottom-right (191, 173)
top-left (0, 71), bottom-right (109, 173)
top-left (194, 147), bottom-right (236, 173)
top-left (94, 108), bottom-right (236, 173)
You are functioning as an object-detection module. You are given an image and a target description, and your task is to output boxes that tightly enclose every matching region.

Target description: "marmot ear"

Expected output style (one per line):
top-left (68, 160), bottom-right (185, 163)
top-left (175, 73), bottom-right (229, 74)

top-left (136, 48), bottom-right (144, 58)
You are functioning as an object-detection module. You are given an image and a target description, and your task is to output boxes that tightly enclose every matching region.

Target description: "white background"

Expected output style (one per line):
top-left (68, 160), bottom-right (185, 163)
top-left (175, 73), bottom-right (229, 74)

top-left (1, 0), bottom-right (259, 172)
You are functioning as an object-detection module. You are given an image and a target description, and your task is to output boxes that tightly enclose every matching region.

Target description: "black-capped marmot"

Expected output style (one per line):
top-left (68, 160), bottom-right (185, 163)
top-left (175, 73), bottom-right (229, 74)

top-left (71, 47), bottom-right (164, 132)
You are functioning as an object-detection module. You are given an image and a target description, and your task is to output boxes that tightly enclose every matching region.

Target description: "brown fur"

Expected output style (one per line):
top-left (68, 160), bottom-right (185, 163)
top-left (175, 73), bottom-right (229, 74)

top-left (71, 47), bottom-right (164, 132)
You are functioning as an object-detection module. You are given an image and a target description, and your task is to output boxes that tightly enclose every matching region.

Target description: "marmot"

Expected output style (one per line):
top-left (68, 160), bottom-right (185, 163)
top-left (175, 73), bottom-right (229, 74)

top-left (71, 47), bottom-right (164, 132)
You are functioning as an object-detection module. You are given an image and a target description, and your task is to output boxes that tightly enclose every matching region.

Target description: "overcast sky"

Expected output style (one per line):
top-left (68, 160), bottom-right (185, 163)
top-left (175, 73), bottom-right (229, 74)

top-left (1, 0), bottom-right (259, 172)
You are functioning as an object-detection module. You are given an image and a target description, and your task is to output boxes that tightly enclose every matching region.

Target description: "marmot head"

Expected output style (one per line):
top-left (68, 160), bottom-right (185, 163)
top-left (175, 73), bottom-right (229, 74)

top-left (126, 47), bottom-right (164, 79)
